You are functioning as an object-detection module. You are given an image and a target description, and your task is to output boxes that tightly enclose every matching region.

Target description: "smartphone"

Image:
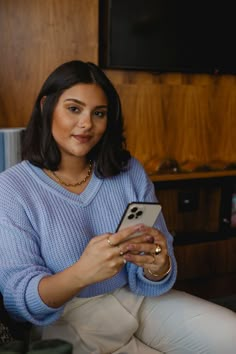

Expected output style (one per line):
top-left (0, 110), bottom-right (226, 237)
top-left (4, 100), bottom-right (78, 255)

top-left (116, 202), bottom-right (162, 239)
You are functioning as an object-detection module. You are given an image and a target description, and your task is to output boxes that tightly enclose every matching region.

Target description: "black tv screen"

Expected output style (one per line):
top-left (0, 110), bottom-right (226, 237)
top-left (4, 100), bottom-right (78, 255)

top-left (99, 0), bottom-right (236, 74)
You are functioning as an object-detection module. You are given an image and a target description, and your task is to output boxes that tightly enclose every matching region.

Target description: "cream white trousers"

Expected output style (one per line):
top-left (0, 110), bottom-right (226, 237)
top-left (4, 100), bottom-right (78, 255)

top-left (42, 287), bottom-right (236, 354)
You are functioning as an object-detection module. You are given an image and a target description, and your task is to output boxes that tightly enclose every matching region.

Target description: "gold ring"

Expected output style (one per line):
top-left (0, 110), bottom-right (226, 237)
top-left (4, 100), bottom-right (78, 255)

top-left (155, 245), bottom-right (162, 255)
top-left (107, 237), bottom-right (114, 247)
top-left (116, 246), bottom-right (123, 256)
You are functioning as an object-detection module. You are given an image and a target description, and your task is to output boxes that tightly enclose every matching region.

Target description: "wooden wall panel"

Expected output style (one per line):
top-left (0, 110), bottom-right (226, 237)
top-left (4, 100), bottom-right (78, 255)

top-left (209, 85), bottom-right (236, 162)
top-left (162, 84), bottom-right (210, 164)
top-left (107, 70), bottom-right (236, 167)
top-left (116, 84), bottom-right (166, 164)
top-left (0, 0), bottom-right (98, 127)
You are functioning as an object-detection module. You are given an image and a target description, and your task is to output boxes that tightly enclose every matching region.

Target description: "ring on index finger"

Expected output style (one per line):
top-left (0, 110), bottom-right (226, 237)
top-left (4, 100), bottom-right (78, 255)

top-left (107, 236), bottom-right (114, 247)
top-left (117, 245), bottom-right (124, 256)
top-left (155, 245), bottom-right (162, 255)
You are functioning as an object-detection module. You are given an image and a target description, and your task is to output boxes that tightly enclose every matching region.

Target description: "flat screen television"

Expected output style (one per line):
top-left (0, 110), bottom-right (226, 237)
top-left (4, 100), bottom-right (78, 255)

top-left (99, 0), bottom-right (236, 74)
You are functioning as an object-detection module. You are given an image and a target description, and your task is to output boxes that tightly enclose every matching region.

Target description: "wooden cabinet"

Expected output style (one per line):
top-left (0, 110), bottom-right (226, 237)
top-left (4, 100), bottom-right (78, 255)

top-left (174, 239), bottom-right (236, 299)
top-left (151, 171), bottom-right (236, 298)
top-left (152, 170), bottom-right (236, 242)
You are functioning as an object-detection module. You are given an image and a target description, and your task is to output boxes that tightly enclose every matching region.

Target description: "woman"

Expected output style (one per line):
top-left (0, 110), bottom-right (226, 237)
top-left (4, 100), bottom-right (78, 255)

top-left (0, 60), bottom-right (235, 354)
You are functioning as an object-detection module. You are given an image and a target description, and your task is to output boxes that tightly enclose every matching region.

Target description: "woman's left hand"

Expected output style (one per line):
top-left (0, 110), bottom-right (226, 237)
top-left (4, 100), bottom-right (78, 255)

top-left (119, 226), bottom-right (171, 281)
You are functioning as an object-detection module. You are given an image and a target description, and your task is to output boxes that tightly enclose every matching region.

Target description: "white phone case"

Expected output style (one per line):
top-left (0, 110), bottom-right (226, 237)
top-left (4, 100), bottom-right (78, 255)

top-left (116, 202), bottom-right (162, 239)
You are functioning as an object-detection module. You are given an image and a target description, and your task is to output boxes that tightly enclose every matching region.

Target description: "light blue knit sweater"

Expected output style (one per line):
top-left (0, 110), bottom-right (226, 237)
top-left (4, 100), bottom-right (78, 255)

top-left (0, 158), bottom-right (177, 325)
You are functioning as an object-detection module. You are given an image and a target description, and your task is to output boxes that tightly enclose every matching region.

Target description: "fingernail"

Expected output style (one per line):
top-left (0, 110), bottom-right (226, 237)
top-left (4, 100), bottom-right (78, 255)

top-left (127, 244), bottom-right (135, 250)
top-left (134, 223), bottom-right (144, 230)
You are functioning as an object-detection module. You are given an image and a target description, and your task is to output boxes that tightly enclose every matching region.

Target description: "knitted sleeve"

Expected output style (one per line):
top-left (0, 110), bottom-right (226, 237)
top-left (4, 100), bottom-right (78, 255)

top-left (0, 187), bottom-right (63, 325)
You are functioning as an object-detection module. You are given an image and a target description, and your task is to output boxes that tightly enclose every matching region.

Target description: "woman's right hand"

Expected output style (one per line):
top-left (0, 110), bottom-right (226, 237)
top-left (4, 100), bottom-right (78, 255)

top-left (73, 223), bottom-right (146, 287)
top-left (38, 223), bottom-right (149, 308)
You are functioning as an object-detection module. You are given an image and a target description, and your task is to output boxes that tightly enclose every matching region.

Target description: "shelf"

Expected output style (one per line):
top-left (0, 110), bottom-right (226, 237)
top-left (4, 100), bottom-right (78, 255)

top-left (173, 231), bottom-right (232, 246)
top-left (149, 169), bottom-right (236, 182)
top-left (150, 170), bottom-right (236, 244)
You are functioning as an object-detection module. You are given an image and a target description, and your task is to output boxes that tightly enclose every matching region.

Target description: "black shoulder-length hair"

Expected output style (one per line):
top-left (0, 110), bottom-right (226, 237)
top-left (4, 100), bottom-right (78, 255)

top-left (22, 60), bottom-right (131, 177)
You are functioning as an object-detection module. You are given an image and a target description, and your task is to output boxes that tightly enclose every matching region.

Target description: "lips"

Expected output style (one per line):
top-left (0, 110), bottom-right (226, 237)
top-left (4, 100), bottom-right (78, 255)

top-left (72, 134), bottom-right (92, 143)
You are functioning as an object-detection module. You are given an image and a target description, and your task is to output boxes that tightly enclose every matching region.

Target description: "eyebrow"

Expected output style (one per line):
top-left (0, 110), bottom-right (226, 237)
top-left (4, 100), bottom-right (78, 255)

top-left (64, 98), bottom-right (108, 109)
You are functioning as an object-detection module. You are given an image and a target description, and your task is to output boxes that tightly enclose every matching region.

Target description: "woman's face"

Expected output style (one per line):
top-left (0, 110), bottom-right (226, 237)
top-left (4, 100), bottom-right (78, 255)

top-left (51, 83), bottom-right (108, 161)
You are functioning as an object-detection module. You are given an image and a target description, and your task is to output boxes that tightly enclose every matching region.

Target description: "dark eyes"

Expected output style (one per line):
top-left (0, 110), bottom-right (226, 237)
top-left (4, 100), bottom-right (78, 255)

top-left (67, 106), bottom-right (107, 118)
top-left (94, 110), bottom-right (107, 118)
top-left (68, 106), bottom-right (80, 113)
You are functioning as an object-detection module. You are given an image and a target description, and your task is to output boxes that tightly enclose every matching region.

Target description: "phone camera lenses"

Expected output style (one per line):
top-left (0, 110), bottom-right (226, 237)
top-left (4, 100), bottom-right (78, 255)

top-left (136, 210), bottom-right (143, 217)
top-left (131, 207), bottom-right (138, 212)
top-left (128, 213), bottom-right (135, 219)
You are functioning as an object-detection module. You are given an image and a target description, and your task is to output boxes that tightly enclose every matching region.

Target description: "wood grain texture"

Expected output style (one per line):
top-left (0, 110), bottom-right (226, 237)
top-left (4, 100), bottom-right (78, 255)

top-left (116, 84), bottom-right (166, 164)
top-left (107, 70), bottom-right (236, 167)
top-left (0, 0), bottom-right (98, 127)
top-left (174, 238), bottom-right (236, 280)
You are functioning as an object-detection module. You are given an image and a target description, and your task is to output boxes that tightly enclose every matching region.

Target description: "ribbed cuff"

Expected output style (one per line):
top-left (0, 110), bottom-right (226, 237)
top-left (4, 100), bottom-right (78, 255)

top-left (25, 274), bottom-right (64, 324)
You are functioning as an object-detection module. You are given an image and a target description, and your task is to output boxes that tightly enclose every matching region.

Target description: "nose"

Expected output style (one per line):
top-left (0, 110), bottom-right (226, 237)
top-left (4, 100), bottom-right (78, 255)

top-left (78, 112), bottom-right (93, 129)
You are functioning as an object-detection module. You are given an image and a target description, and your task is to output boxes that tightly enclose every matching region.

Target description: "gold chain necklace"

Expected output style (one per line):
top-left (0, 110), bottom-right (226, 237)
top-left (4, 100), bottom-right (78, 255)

top-left (50, 160), bottom-right (93, 187)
